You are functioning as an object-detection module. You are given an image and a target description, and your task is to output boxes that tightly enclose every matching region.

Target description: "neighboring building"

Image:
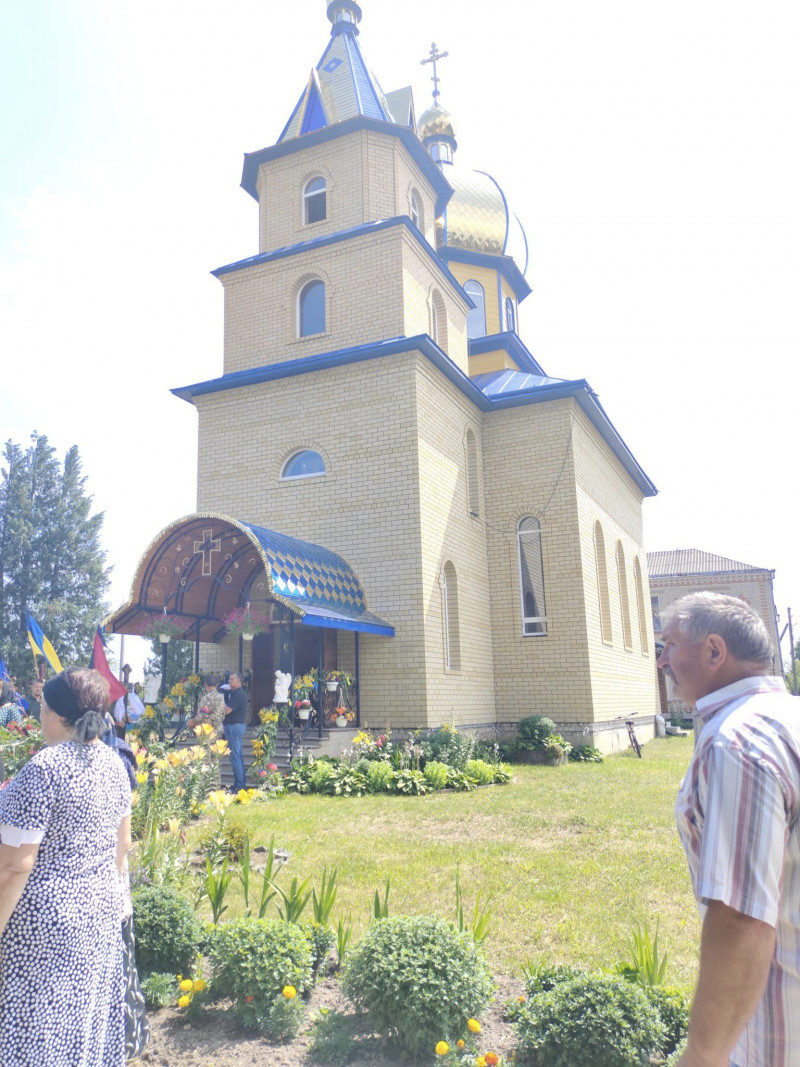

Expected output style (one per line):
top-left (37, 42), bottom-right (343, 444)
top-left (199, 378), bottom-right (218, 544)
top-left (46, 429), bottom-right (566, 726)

top-left (107, 0), bottom-right (660, 751)
top-left (648, 548), bottom-right (782, 713)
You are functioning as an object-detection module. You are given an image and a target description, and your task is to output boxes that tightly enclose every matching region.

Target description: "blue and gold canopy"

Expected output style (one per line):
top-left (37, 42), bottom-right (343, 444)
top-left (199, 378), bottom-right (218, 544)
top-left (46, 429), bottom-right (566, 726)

top-left (105, 514), bottom-right (394, 639)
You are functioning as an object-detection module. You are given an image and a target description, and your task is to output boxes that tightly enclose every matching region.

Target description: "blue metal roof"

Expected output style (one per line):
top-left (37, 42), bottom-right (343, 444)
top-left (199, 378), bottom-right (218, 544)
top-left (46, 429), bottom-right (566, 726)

top-left (474, 369), bottom-right (566, 395)
top-left (241, 521), bottom-right (394, 636)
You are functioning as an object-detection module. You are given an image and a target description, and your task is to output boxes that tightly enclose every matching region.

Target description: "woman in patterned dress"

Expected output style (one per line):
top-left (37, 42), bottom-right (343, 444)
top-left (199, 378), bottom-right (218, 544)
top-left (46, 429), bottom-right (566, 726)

top-left (0, 678), bottom-right (25, 727)
top-left (0, 667), bottom-right (132, 1067)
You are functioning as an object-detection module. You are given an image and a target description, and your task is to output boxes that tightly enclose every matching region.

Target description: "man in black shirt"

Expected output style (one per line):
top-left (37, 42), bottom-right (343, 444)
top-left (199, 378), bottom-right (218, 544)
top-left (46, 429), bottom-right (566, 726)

top-left (223, 672), bottom-right (248, 792)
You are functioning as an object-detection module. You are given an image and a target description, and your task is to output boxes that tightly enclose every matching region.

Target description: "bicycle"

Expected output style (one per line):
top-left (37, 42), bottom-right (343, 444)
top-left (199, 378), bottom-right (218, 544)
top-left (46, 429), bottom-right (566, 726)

top-left (612, 713), bottom-right (642, 757)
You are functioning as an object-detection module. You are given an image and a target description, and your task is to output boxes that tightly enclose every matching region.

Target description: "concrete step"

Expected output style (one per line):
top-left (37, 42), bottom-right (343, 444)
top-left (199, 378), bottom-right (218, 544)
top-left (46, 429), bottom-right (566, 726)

top-left (171, 723), bottom-right (331, 787)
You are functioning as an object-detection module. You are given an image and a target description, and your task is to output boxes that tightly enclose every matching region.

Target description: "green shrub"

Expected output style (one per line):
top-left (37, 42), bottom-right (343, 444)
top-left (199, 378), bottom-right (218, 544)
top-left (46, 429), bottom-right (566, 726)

top-left (464, 758), bottom-right (496, 785)
top-left (196, 818), bottom-right (250, 862)
top-left (309, 759), bottom-right (337, 793)
top-left (330, 766), bottom-right (369, 796)
top-left (209, 917), bottom-right (313, 1007)
top-left (515, 972), bottom-right (665, 1066)
top-left (665, 1036), bottom-right (688, 1065)
top-left (422, 759), bottom-right (449, 790)
top-left (300, 920), bottom-right (337, 974)
top-left (445, 767), bottom-right (475, 791)
top-left (524, 962), bottom-right (585, 997)
top-left (388, 769), bottom-right (428, 795)
top-left (366, 760), bottom-right (395, 793)
top-left (569, 744), bottom-right (604, 762)
top-left (492, 763), bottom-right (512, 783)
top-left (132, 885), bottom-right (203, 975)
top-left (420, 724), bottom-right (479, 769)
top-left (140, 971), bottom-right (176, 1009)
top-left (517, 716), bottom-right (556, 749)
top-left (341, 916), bottom-right (493, 1054)
top-left (235, 991), bottom-right (305, 1040)
top-left (644, 986), bottom-right (690, 1055)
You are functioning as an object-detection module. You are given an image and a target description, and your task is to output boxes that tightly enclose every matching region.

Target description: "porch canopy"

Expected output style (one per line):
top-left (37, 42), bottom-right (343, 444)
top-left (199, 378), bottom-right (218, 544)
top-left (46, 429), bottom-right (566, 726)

top-left (105, 512), bottom-right (394, 639)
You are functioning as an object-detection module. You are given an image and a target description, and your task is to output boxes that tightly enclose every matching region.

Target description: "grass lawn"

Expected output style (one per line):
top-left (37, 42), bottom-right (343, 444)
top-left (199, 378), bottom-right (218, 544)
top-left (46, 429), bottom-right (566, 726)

top-left (223, 736), bottom-right (700, 992)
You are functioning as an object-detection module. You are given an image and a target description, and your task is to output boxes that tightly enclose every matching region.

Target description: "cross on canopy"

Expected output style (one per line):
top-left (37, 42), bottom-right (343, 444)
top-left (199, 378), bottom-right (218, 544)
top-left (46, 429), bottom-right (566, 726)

top-left (193, 529), bottom-right (221, 576)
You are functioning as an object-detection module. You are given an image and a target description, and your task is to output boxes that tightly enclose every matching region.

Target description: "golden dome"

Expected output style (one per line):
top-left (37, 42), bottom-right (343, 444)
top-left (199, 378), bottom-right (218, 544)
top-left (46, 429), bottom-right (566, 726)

top-left (436, 166), bottom-right (529, 272)
top-left (417, 105), bottom-right (457, 144)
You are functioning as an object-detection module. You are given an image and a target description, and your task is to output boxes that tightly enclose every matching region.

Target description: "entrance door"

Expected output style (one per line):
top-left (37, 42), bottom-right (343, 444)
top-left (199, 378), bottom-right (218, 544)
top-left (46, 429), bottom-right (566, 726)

top-left (250, 630), bottom-right (274, 722)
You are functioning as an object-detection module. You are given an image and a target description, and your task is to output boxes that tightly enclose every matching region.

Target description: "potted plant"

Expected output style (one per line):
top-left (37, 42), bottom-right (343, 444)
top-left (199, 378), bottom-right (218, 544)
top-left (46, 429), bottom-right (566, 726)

top-left (140, 613), bottom-right (184, 644)
top-left (331, 707), bottom-right (355, 728)
top-left (293, 699), bottom-right (312, 721)
top-left (222, 605), bottom-right (270, 641)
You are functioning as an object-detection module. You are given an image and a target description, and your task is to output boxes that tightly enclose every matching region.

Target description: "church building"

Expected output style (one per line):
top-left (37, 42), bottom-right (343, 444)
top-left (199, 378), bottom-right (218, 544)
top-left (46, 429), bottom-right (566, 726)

top-left (108, 0), bottom-right (660, 751)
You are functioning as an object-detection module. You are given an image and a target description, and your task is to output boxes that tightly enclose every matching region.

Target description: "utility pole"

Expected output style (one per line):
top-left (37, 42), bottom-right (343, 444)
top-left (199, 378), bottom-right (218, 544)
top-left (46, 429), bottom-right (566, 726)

top-left (789, 608), bottom-right (798, 696)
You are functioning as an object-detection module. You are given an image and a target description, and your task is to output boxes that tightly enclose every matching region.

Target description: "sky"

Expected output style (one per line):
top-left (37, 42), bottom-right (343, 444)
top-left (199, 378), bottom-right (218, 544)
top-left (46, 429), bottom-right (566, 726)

top-left (1, 0), bottom-right (799, 678)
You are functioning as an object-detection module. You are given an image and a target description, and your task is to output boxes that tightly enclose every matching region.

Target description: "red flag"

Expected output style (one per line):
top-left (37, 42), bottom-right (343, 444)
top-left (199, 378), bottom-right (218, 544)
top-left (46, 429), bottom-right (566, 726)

top-left (89, 630), bottom-right (127, 703)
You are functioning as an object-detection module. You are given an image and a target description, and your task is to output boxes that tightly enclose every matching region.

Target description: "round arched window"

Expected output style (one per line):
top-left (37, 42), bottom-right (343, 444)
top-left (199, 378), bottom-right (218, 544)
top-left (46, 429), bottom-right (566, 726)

top-left (281, 450), bottom-right (326, 480)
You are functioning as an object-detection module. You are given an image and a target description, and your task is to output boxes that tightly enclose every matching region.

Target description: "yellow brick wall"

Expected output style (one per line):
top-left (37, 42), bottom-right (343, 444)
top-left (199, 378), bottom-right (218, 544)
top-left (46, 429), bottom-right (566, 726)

top-left (220, 225), bottom-right (468, 376)
top-left (448, 261), bottom-right (503, 335)
top-left (571, 407), bottom-right (660, 743)
top-left (413, 356), bottom-right (496, 725)
top-left (195, 350), bottom-right (432, 727)
top-left (255, 129), bottom-right (438, 253)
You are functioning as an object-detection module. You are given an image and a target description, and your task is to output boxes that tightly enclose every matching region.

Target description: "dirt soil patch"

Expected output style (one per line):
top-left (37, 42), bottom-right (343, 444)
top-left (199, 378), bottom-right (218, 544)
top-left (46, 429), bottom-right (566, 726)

top-left (133, 972), bottom-right (523, 1066)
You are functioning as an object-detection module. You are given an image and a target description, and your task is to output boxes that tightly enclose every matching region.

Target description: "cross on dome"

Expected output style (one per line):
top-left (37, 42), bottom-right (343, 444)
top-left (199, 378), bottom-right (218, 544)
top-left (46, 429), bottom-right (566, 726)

top-left (421, 42), bottom-right (449, 105)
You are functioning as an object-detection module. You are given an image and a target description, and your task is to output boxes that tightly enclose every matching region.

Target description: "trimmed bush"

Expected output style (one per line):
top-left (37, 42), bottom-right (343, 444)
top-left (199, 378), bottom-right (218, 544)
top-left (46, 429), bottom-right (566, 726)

top-left (422, 759), bottom-right (449, 790)
top-left (665, 1036), bottom-right (688, 1065)
top-left (517, 715), bottom-right (557, 748)
top-left (515, 972), bottom-right (665, 1066)
top-left (209, 917), bottom-right (313, 1009)
top-left (132, 885), bottom-right (203, 975)
top-left (524, 963), bottom-right (585, 997)
top-left (341, 915), bottom-right (493, 1053)
top-left (644, 986), bottom-right (690, 1056)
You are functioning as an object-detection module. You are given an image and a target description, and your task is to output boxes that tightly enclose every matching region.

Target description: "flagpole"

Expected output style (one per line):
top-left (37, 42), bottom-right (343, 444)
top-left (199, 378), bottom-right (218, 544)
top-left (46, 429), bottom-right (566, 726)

top-left (119, 635), bottom-right (125, 682)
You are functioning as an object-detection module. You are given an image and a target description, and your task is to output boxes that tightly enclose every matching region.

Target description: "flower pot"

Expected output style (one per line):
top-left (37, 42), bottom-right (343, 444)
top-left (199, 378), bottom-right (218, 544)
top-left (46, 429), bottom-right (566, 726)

top-left (326, 681), bottom-right (339, 692)
top-left (297, 709), bottom-right (310, 721)
top-left (242, 631), bottom-right (254, 642)
top-left (336, 715), bottom-right (348, 728)
top-left (158, 633), bottom-right (171, 644)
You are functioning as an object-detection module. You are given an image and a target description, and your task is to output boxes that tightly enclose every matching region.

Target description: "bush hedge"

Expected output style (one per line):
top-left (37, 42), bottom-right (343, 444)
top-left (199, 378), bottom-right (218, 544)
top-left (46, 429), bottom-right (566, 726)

top-left (341, 916), bottom-right (493, 1054)
top-left (132, 885), bottom-right (203, 975)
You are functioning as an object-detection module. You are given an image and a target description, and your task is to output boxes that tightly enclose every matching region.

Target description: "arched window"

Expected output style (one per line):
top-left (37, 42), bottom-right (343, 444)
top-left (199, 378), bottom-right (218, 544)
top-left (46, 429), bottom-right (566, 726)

top-left (298, 280), bottom-right (325, 337)
top-left (410, 190), bottom-right (423, 231)
top-left (430, 142), bottom-right (452, 164)
top-left (616, 541), bottom-right (633, 650)
top-left (465, 429), bottom-right (479, 517)
top-left (594, 521), bottom-right (612, 644)
top-left (633, 556), bottom-right (648, 654)
top-left (431, 290), bottom-right (448, 352)
top-left (464, 280), bottom-right (486, 339)
top-left (303, 177), bottom-right (326, 224)
top-left (281, 450), bottom-right (326, 480)
top-left (505, 297), bottom-right (516, 333)
top-left (518, 517), bottom-right (547, 635)
top-left (442, 561), bottom-right (461, 669)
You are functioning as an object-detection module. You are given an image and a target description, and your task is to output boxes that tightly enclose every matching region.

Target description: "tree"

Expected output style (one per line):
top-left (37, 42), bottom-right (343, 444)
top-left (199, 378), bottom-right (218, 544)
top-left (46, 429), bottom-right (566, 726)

top-left (0, 433), bottom-right (111, 681)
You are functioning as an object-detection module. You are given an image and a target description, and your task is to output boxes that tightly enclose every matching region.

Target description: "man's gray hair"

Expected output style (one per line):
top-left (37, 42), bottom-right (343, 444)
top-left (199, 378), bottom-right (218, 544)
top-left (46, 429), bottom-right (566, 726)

top-left (228, 672), bottom-right (242, 683)
top-left (662, 592), bottom-right (772, 665)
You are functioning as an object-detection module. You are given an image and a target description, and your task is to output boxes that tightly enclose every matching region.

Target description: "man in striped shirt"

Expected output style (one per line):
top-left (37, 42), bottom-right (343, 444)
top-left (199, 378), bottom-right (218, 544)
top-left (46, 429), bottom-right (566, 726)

top-left (658, 592), bottom-right (800, 1067)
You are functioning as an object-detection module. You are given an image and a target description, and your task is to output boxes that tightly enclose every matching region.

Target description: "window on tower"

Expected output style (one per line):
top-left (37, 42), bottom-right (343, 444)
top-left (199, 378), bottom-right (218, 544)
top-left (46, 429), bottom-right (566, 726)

top-left (281, 450), bottom-right (326, 480)
top-left (464, 280), bottom-right (487, 339)
top-left (430, 142), bottom-right (452, 164)
top-left (518, 517), bottom-right (547, 636)
top-left (505, 297), bottom-right (516, 333)
top-left (410, 190), bottom-right (423, 231)
top-left (303, 177), bottom-right (327, 224)
top-left (298, 280), bottom-right (326, 337)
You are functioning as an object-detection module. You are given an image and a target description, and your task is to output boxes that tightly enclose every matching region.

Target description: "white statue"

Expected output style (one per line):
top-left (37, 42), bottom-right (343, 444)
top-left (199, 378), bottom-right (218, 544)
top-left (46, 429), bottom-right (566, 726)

top-left (274, 670), bottom-right (292, 703)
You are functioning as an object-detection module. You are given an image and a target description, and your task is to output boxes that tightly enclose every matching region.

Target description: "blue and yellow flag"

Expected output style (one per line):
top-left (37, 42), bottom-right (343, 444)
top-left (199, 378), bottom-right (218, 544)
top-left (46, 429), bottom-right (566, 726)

top-left (26, 613), bottom-right (64, 674)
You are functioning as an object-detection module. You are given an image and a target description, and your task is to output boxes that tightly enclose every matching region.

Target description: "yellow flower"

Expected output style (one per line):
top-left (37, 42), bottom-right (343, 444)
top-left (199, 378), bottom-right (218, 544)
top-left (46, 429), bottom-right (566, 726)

top-left (282, 986), bottom-right (297, 999)
top-left (457, 1040), bottom-right (466, 1049)
top-left (475, 1058), bottom-right (487, 1067)
top-left (236, 789), bottom-right (251, 804)
top-left (135, 771), bottom-right (148, 784)
top-left (211, 740), bottom-right (229, 756)
top-left (179, 978), bottom-right (194, 992)
top-left (171, 682), bottom-right (186, 697)
top-left (163, 697), bottom-right (175, 709)
top-left (188, 675), bottom-right (201, 686)
top-left (167, 818), bottom-right (181, 837)
top-left (144, 708), bottom-right (155, 719)
top-left (192, 979), bottom-right (206, 993)
top-left (195, 723), bottom-right (214, 739)
top-left (435, 1041), bottom-right (449, 1056)
top-left (177, 994), bottom-right (191, 1008)
top-left (153, 758), bottom-right (169, 772)
top-left (176, 975), bottom-right (182, 981)
top-left (467, 1018), bottom-right (481, 1034)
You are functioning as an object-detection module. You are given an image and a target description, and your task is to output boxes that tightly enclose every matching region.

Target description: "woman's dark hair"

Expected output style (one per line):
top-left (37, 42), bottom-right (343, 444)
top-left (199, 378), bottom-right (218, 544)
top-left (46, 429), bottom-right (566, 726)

top-left (43, 667), bottom-right (110, 743)
top-left (204, 673), bottom-right (219, 687)
top-left (0, 680), bottom-right (15, 705)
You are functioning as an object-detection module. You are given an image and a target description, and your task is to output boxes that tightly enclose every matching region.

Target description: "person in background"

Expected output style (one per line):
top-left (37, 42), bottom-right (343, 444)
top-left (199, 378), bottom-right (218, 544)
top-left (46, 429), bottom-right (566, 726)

top-left (658, 592), bottom-right (800, 1067)
top-left (25, 680), bottom-right (43, 722)
top-left (223, 671), bottom-right (248, 792)
top-left (0, 667), bottom-right (132, 1066)
top-left (112, 684), bottom-right (146, 740)
top-left (0, 681), bottom-right (24, 728)
top-left (187, 673), bottom-right (226, 737)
